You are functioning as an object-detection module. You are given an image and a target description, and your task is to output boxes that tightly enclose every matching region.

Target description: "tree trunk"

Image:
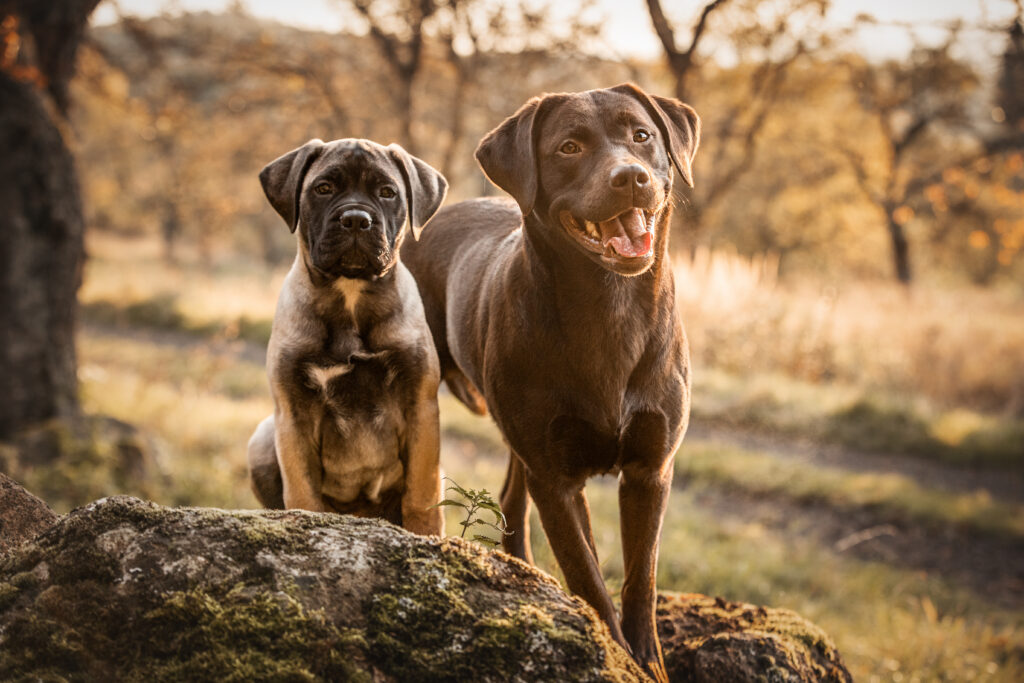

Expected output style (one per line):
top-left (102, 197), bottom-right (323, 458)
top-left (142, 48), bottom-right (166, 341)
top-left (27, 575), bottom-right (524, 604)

top-left (0, 72), bottom-right (85, 438)
top-left (398, 76), bottom-right (417, 156)
top-left (886, 216), bottom-right (912, 284)
top-left (440, 59), bottom-right (471, 183)
top-left (0, 0), bottom-right (99, 439)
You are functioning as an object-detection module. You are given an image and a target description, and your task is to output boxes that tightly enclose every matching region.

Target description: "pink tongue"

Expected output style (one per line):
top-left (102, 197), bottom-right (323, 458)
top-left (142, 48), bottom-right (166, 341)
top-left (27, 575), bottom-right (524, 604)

top-left (599, 209), bottom-right (652, 258)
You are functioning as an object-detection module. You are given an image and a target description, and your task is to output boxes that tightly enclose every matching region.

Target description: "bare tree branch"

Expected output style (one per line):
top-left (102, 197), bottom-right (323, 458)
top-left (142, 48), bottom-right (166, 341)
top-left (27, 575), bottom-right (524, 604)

top-left (702, 35), bottom-right (806, 210)
top-left (347, 0), bottom-right (439, 153)
top-left (646, 0), bottom-right (731, 100)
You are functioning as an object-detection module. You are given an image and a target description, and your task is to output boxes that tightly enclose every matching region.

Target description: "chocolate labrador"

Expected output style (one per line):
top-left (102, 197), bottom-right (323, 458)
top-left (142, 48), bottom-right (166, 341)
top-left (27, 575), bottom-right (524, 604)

top-left (402, 83), bottom-right (699, 680)
top-left (248, 138), bottom-right (447, 536)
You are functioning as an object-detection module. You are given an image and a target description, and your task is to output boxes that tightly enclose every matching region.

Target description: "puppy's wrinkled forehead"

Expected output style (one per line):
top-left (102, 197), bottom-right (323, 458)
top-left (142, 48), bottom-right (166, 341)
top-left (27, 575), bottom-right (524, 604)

top-left (306, 139), bottom-right (399, 187)
top-left (538, 90), bottom-right (662, 147)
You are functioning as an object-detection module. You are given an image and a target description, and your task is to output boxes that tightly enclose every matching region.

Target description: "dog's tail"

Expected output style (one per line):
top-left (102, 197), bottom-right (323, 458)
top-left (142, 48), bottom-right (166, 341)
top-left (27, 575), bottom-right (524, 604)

top-left (445, 369), bottom-right (488, 416)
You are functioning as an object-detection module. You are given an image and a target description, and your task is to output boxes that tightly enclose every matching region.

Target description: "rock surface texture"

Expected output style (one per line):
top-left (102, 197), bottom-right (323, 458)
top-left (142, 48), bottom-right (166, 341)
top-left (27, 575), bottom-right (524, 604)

top-left (0, 473), bottom-right (58, 556)
top-left (0, 492), bottom-right (852, 682)
top-left (657, 593), bottom-right (853, 682)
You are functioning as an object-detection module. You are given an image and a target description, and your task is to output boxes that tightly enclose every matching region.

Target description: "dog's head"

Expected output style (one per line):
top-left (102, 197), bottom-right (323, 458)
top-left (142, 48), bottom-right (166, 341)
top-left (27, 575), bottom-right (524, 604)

top-left (260, 138), bottom-right (447, 281)
top-left (476, 83), bottom-right (700, 276)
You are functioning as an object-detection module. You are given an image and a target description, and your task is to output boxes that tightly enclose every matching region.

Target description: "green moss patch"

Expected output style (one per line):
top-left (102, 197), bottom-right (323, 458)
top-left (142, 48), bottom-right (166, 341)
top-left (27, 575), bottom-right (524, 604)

top-left (132, 586), bottom-right (369, 681)
top-left (0, 583), bottom-right (371, 682)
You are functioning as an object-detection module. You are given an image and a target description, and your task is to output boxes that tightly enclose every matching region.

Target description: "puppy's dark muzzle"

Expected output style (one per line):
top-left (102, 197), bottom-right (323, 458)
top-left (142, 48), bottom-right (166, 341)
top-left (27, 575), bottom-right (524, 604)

top-left (339, 208), bottom-right (373, 232)
top-left (310, 208), bottom-right (393, 280)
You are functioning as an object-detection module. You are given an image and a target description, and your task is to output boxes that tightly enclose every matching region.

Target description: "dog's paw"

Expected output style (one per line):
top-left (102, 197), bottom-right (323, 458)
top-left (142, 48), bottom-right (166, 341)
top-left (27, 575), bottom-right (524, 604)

top-left (404, 508), bottom-right (444, 536)
top-left (639, 659), bottom-right (668, 683)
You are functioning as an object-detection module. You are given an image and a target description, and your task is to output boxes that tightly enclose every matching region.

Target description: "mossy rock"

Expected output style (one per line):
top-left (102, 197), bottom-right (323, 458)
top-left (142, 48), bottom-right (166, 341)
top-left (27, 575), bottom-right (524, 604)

top-left (0, 494), bottom-right (852, 682)
top-left (657, 593), bottom-right (852, 682)
top-left (0, 496), bottom-right (643, 682)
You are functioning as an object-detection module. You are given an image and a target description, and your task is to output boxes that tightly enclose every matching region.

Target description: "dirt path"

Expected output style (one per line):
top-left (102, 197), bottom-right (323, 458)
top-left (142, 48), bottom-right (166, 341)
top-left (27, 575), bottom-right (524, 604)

top-left (689, 485), bottom-right (1024, 610)
top-left (687, 423), bottom-right (1024, 504)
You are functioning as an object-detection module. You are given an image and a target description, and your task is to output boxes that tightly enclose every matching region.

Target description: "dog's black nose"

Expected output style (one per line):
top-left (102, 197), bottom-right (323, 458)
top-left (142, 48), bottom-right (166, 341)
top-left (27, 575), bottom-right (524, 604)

top-left (340, 209), bottom-right (373, 231)
top-left (610, 164), bottom-right (650, 189)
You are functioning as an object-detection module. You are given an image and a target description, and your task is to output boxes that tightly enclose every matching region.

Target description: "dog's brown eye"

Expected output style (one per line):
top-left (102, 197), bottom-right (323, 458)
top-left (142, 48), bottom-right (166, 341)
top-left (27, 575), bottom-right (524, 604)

top-left (633, 129), bottom-right (651, 143)
top-left (559, 141), bottom-right (581, 155)
top-left (314, 182), bottom-right (332, 195)
top-left (379, 186), bottom-right (396, 199)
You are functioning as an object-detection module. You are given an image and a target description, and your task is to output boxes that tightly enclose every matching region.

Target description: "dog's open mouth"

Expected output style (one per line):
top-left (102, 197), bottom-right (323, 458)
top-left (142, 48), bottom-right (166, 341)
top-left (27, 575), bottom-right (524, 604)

top-left (559, 208), bottom-right (656, 260)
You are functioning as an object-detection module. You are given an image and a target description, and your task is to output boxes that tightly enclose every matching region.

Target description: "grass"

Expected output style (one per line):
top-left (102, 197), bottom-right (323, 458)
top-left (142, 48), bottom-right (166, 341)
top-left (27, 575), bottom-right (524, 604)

top-left (81, 233), bottom-right (285, 324)
top-left (675, 248), bottom-right (1024, 417)
top-left (78, 332), bottom-right (269, 511)
top-left (649, 485), bottom-right (1024, 683)
top-left (694, 367), bottom-right (1024, 468)
top-left (81, 296), bottom-right (274, 346)
top-left (677, 440), bottom-right (1024, 538)
top-left (80, 232), bottom-right (282, 346)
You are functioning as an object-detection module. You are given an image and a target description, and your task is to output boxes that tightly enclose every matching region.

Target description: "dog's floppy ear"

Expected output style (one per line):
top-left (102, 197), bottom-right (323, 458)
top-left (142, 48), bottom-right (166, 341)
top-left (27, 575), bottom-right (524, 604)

top-left (259, 139), bottom-right (325, 232)
top-left (613, 83), bottom-right (701, 188)
top-left (475, 96), bottom-right (545, 215)
top-left (388, 144), bottom-right (448, 241)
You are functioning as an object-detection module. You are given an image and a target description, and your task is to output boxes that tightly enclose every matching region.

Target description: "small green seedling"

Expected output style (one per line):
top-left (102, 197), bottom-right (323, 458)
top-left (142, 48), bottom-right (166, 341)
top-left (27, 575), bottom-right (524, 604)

top-left (431, 476), bottom-right (511, 547)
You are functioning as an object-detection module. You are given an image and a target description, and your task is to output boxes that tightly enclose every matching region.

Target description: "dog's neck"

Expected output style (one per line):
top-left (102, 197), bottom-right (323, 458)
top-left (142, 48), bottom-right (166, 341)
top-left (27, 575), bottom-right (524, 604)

top-left (292, 252), bottom-right (399, 328)
top-left (330, 276), bottom-right (370, 318)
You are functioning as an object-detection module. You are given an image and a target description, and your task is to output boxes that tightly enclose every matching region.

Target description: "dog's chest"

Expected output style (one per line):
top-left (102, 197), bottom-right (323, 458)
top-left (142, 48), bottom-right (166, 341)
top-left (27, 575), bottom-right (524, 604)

top-left (307, 352), bottom-right (401, 418)
top-left (303, 337), bottom-right (419, 505)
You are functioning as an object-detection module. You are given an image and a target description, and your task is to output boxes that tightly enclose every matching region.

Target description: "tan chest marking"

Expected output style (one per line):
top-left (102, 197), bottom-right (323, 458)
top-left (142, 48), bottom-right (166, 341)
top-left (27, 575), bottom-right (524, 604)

top-left (333, 277), bottom-right (367, 316)
top-left (307, 363), bottom-right (354, 393)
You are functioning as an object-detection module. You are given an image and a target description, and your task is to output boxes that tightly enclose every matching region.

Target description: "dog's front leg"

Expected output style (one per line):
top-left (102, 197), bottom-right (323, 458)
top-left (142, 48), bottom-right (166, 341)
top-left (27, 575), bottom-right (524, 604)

top-left (526, 470), bottom-right (628, 650)
top-left (619, 461), bottom-right (672, 683)
top-left (401, 389), bottom-right (444, 535)
top-left (618, 411), bottom-right (675, 683)
top-left (274, 405), bottom-right (326, 512)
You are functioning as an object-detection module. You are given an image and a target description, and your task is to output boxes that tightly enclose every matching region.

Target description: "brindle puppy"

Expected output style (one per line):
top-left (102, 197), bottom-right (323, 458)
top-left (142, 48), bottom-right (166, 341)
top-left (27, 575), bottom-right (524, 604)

top-left (402, 83), bottom-right (699, 679)
top-left (248, 138), bottom-right (447, 535)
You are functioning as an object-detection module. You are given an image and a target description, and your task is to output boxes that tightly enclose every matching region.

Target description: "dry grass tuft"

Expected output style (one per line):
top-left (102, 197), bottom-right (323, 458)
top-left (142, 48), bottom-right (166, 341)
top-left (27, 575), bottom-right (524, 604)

top-left (675, 248), bottom-right (1024, 415)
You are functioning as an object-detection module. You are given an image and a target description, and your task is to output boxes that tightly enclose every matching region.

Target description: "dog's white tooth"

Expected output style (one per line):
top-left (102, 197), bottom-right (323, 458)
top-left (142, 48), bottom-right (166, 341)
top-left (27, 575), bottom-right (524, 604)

top-left (586, 221), bottom-right (599, 238)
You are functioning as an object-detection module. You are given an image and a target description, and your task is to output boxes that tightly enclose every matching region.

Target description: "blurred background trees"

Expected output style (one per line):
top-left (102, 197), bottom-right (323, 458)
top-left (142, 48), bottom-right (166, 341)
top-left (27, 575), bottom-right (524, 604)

top-left (62, 0), bottom-right (1024, 285)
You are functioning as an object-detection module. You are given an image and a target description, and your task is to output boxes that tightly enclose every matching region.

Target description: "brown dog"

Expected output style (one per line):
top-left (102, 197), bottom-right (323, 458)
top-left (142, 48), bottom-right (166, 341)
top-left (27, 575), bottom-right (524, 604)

top-left (248, 138), bottom-right (447, 536)
top-left (402, 83), bottom-right (699, 679)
